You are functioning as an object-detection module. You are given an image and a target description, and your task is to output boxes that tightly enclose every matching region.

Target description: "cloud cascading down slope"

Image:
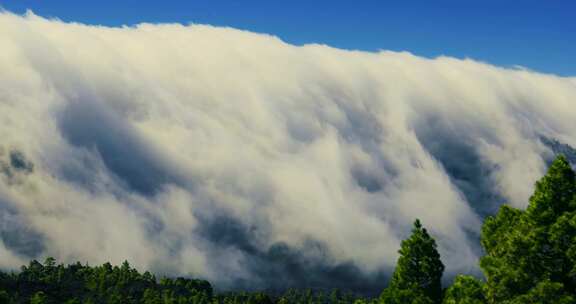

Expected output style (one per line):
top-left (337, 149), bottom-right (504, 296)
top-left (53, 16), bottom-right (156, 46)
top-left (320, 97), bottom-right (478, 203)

top-left (1, 11), bottom-right (576, 292)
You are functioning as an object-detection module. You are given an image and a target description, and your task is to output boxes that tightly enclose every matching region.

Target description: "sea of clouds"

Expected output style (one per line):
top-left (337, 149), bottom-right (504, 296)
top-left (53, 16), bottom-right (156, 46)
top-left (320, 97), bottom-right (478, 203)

top-left (0, 11), bottom-right (575, 292)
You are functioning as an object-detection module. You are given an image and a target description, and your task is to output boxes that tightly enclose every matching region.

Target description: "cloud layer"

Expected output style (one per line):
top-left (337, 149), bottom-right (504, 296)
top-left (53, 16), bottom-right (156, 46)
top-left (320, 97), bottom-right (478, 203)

top-left (1, 11), bottom-right (575, 292)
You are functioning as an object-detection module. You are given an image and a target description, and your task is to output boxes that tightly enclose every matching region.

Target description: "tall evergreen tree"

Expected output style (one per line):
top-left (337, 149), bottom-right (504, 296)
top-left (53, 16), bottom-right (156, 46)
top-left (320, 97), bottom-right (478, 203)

top-left (381, 219), bottom-right (444, 304)
top-left (480, 155), bottom-right (576, 303)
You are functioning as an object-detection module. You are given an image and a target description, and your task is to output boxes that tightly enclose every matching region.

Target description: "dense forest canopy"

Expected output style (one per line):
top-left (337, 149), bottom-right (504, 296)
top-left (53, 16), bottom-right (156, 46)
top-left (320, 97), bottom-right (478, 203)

top-left (0, 155), bottom-right (575, 303)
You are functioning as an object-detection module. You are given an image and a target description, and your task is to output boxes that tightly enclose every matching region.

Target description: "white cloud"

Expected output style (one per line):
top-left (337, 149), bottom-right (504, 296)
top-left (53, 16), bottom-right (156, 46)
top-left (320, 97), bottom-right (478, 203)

top-left (0, 11), bottom-right (575, 290)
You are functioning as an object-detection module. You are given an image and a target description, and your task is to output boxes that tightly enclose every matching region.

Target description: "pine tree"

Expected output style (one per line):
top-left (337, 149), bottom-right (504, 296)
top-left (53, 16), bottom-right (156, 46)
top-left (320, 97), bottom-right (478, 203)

top-left (381, 219), bottom-right (445, 304)
top-left (442, 275), bottom-right (486, 304)
top-left (480, 155), bottom-right (576, 303)
top-left (526, 155), bottom-right (576, 225)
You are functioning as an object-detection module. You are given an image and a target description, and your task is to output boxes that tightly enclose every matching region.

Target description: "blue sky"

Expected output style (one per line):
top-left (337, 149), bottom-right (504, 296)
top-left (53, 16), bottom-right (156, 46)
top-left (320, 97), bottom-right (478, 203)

top-left (1, 0), bottom-right (575, 76)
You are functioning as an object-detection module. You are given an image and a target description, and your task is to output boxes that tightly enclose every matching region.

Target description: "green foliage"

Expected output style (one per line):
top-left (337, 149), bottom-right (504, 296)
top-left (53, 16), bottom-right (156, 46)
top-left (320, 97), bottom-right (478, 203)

top-left (381, 288), bottom-right (433, 304)
top-left (380, 220), bottom-right (444, 304)
top-left (0, 259), bottom-right (212, 304)
top-left (480, 155), bottom-right (576, 303)
top-left (442, 275), bottom-right (485, 304)
top-left (0, 259), bottom-right (372, 303)
top-left (527, 155), bottom-right (576, 224)
top-left (509, 280), bottom-right (574, 304)
top-left (30, 292), bottom-right (47, 304)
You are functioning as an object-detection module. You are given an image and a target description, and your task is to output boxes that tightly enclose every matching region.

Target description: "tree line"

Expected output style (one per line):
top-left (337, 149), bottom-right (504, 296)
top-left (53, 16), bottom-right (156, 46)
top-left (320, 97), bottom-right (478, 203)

top-left (1, 155), bottom-right (575, 303)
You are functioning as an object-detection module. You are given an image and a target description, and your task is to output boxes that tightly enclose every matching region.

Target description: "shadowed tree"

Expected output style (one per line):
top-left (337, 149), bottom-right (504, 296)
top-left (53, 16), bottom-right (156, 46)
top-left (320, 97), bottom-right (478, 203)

top-left (30, 291), bottom-right (48, 304)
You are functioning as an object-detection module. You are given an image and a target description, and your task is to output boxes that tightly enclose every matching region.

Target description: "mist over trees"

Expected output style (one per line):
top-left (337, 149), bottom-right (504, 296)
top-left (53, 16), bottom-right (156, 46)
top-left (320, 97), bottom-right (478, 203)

top-left (0, 155), bottom-right (574, 303)
top-left (3, 12), bottom-right (576, 289)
